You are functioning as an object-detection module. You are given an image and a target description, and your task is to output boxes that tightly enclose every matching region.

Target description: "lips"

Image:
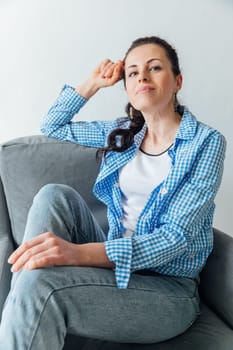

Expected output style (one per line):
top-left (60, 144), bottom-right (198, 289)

top-left (136, 86), bottom-right (155, 94)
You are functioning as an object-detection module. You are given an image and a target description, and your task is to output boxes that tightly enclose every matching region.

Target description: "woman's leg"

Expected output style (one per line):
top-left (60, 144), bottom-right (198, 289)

top-left (0, 183), bottom-right (106, 349)
top-left (9, 183), bottom-right (106, 288)
top-left (0, 266), bottom-right (200, 349)
top-left (0, 184), bottom-right (200, 349)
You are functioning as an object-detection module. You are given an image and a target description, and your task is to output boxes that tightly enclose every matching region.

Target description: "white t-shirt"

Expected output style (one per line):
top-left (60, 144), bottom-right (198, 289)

top-left (119, 146), bottom-right (172, 237)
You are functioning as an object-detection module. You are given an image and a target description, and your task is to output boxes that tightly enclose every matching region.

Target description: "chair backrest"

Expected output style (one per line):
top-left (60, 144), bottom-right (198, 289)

top-left (0, 135), bottom-right (108, 246)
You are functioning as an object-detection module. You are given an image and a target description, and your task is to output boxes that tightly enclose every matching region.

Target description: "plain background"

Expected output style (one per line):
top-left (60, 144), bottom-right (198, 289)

top-left (0, 0), bottom-right (232, 234)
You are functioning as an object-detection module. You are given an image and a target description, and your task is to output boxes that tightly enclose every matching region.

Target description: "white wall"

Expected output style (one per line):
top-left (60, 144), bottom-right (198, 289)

top-left (0, 0), bottom-right (232, 234)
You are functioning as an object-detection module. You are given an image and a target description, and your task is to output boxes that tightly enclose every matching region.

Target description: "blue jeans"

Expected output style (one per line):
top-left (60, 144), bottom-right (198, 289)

top-left (0, 184), bottom-right (200, 349)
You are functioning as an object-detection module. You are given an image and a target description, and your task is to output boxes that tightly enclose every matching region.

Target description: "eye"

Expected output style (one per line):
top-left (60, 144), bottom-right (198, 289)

top-left (128, 71), bottom-right (138, 78)
top-left (149, 65), bottom-right (161, 72)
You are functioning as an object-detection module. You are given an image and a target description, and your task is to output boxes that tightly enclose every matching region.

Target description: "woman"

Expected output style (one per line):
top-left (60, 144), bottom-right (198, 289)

top-left (0, 36), bottom-right (226, 349)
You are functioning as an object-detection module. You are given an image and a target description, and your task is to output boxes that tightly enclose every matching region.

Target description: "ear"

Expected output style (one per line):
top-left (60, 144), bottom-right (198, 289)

top-left (175, 74), bottom-right (183, 92)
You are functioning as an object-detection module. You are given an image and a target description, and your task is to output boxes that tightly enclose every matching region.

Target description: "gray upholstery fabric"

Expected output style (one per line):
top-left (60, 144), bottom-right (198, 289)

top-left (0, 136), bottom-right (108, 246)
top-left (0, 135), bottom-right (233, 349)
top-left (0, 177), bottom-right (14, 317)
top-left (199, 228), bottom-right (233, 329)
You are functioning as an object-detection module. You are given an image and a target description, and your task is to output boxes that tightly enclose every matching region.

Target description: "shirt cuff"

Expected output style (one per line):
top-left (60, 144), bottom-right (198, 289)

top-left (58, 84), bottom-right (88, 112)
top-left (104, 238), bottom-right (132, 289)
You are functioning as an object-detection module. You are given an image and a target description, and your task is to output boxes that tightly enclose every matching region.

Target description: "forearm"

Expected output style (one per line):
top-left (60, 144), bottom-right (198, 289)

top-left (75, 242), bottom-right (115, 269)
top-left (75, 78), bottom-right (100, 99)
top-left (40, 84), bottom-right (88, 137)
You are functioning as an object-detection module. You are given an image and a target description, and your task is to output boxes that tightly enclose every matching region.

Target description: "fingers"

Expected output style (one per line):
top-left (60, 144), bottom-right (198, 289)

top-left (23, 249), bottom-right (59, 271)
top-left (100, 60), bottom-right (116, 78)
top-left (8, 233), bottom-right (49, 264)
top-left (99, 59), bottom-right (123, 76)
top-left (99, 59), bottom-right (113, 75)
top-left (10, 242), bottom-right (49, 272)
top-left (8, 232), bottom-right (58, 272)
top-left (112, 60), bottom-right (124, 81)
top-left (91, 59), bottom-right (124, 89)
top-left (101, 59), bottom-right (124, 84)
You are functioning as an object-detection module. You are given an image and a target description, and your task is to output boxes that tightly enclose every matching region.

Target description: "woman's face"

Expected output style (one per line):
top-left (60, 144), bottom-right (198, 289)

top-left (124, 44), bottom-right (182, 114)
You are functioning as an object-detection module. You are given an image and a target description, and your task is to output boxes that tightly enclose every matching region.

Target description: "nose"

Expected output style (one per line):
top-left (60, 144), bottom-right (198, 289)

top-left (138, 69), bottom-right (149, 83)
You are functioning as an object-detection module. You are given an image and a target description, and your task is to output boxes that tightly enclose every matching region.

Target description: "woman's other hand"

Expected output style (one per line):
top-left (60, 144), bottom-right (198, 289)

top-left (8, 232), bottom-right (115, 272)
top-left (8, 232), bottom-right (79, 272)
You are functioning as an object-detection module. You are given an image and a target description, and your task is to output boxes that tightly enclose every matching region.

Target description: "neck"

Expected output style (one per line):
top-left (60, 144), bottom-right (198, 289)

top-left (140, 106), bottom-right (181, 155)
top-left (143, 108), bottom-right (181, 144)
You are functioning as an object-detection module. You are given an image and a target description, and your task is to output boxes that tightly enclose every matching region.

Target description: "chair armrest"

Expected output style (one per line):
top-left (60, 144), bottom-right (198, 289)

top-left (0, 176), bottom-right (14, 317)
top-left (200, 228), bottom-right (233, 329)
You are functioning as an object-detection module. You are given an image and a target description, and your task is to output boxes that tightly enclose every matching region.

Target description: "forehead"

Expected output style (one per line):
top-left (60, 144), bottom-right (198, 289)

top-left (125, 44), bottom-right (168, 66)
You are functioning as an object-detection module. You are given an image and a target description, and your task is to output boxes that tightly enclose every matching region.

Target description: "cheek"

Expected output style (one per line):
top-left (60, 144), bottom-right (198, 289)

top-left (125, 78), bottom-right (131, 91)
top-left (161, 75), bottom-right (177, 91)
top-left (125, 81), bottom-right (134, 99)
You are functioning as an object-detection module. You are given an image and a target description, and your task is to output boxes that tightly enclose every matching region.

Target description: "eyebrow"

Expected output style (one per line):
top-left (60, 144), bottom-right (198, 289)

top-left (127, 58), bottom-right (162, 69)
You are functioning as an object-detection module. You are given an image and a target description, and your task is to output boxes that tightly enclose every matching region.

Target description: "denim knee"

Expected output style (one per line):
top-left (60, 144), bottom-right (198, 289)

top-left (11, 269), bottom-right (52, 299)
top-left (33, 183), bottom-right (77, 206)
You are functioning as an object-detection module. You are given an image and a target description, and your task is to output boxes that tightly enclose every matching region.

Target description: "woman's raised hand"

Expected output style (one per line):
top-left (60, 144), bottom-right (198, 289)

top-left (92, 59), bottom-right (124, 88)
top-left (76, 59), bottom-right (124, 99)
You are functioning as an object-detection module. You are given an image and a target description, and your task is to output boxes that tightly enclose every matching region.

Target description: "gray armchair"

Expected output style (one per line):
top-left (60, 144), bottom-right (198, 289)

top-left (0, 135), bottom-right (232, 349)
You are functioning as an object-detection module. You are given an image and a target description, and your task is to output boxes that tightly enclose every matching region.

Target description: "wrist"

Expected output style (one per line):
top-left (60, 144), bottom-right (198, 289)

top-left (75, 243), bottom-right (115, 268)
top-left (75, 78), bottom-right (99, 99)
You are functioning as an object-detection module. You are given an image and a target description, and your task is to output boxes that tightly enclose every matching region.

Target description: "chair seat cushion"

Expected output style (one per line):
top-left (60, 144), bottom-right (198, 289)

top-left (64, 302), bottom-right (233, 350)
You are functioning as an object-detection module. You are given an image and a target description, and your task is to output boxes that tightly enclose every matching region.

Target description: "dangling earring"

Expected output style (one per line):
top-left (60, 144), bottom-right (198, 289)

top-left (129, 106), bottom-right (134, 120)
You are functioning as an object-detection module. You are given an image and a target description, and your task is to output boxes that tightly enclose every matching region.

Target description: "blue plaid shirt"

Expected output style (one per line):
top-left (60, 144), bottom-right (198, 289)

top-left (41, 85), bottom-right (226, 289)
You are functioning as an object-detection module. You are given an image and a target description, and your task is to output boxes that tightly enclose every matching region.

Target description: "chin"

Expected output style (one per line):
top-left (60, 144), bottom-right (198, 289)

top-left (133, 103), bottom-right (157, 115)
top-left (132, 97), bottom-right (159, 112)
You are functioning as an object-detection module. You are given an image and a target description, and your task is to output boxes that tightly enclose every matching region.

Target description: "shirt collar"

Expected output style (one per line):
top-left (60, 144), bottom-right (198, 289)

top-left (134, 123), bottom-right (147, 147)
top-left (175, 107), bottom-right (197, 141)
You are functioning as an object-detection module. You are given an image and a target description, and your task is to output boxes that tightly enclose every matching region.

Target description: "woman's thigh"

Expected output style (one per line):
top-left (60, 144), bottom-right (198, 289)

top-left (8, 266), bottom-right (200, 344)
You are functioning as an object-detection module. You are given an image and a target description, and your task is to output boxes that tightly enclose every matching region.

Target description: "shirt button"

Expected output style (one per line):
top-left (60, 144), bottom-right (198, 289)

top-left (189, 253), bottom-right (195, 258)
top-left (114, 182), bottom-right (120, 188)
top-left (160, 187), bottom-right (168, 195)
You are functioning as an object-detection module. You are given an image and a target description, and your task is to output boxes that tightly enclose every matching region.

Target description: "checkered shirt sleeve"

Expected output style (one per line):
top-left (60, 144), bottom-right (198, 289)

top-left (40, 84), bottom-right (124, 148)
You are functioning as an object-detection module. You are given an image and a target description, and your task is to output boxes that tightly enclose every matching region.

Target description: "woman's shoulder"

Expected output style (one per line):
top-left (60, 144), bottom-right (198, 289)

top-left (183, 107), bottom-right (226, 144)
top-left (196, 118), bottom-right (226, 148)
